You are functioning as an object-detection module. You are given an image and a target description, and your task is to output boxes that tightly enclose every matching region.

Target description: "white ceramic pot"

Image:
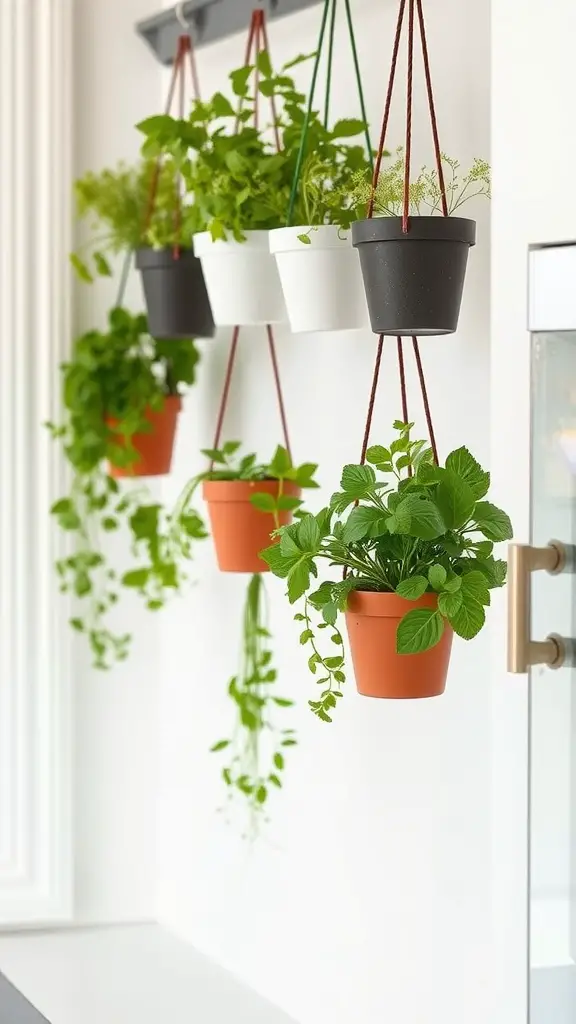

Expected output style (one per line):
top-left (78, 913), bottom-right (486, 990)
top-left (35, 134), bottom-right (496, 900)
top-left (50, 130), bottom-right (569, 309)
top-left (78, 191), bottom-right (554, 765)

top-left (193, 230), bottom-right (286, 327)
top-left (269, 224), bottom-right (370, 333)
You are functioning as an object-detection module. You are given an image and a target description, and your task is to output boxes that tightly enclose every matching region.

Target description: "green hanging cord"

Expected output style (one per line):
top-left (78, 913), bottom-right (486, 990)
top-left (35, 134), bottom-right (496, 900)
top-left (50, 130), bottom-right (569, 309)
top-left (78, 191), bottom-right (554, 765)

top-left (323, 0), bottom-right (337, 128)
top-left (286, 0), bottom-right (332, 226)
top-left (343, 0), bottom-right (373, 172)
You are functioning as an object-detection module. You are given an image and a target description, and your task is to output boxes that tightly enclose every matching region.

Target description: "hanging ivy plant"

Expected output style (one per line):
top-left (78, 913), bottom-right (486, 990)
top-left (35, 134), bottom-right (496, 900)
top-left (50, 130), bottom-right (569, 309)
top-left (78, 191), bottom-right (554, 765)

top-left (48, 306), bottom-right (206, 669)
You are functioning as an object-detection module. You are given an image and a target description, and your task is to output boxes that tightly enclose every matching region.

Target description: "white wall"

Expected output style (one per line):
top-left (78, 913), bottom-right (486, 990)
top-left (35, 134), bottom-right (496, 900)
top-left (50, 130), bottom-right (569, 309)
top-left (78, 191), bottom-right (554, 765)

top-left (157, 2), bottom-right (492, 1022)
top-left (72, 0), bottom-right (163, 924)
top-left (490, 2), bottom-right (576, 1022)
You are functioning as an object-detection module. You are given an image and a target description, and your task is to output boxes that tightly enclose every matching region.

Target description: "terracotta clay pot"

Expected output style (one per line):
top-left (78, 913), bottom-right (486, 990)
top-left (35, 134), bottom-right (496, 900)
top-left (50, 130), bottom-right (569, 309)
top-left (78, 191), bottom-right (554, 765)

top-left (106, 395), bottom-right (181, 479)
top-left (345, 591), bottom-right (453, 699)
top-left (203, 479), bottom-right (301, 573)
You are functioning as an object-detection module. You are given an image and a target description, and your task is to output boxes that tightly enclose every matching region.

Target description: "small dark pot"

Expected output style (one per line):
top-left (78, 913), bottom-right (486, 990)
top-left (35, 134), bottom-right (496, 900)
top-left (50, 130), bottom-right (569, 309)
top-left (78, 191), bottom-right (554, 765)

top-left (136, 247), bottom-right (215, 340)
top-left (351, 216), bottom-right (476, 336)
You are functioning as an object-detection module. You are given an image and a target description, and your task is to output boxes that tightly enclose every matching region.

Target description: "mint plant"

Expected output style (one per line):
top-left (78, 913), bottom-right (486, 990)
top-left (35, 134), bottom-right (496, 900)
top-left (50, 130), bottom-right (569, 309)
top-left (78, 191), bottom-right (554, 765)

top-left (210, 572), bottom-right (297, 836)
top-left (48, 306), bottom-right (205, 669)
top-left (136, 51), bottom-right (371, 243)
top-left (262, 421), bottom-right (512, 721)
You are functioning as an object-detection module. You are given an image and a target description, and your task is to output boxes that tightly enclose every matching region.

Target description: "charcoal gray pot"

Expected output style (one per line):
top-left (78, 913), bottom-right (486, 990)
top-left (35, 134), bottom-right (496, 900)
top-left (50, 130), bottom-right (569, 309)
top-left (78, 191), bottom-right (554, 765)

top-left (136, 247), bottom-right (215, 340)
top-left (351, 216), bottom-right (476, 336)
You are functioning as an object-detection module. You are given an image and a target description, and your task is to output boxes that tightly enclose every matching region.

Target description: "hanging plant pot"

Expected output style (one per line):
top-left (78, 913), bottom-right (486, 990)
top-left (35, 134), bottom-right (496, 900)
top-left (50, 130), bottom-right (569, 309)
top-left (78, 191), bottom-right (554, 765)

top-left (106, 396), bottom-right (181, 479)
top-left (135, 247), bottom-right (215, 341)
top-left (345, 591), bottom-right (453, 699)
top-left (351, 216), bottom-right (476, 336)
top-left (269, 225), bottom-right (370, 333)
top-left (203, 479), bottom-right (301, 573)
top-left (193, 231), bottom-right (287, 327)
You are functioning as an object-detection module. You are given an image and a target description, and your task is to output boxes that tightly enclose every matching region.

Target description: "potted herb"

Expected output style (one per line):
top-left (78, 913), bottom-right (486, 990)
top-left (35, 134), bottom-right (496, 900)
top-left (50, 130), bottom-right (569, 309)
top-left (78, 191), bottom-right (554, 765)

top-left (48, 306), bottom-right (207, 668)
top-left (262, 421), bottom-right (512, 711)
top-left (210, 572), bottom-right (297, 835)
top-left (349, 150), bottom-right (491, 336)
top-left (137, 52), bottom-right (371, 330)
top-left (173, 440), bottom-right (319, 573)
top-left (72, 160), bottom-right (214, 340)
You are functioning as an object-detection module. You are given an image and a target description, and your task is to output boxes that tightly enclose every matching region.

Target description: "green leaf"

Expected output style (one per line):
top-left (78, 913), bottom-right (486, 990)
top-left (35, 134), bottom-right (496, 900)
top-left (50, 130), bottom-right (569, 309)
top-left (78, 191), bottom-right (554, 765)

top-left (461, 570), bottom-right (490, 606)
top-left (283, 51), bottom-right (316, 69)
top-left (297, 515), bottom-right (320, 552)
top-left (445, 446), bottom-right (490, 499)
top-left (366, 445), bottom-right (390, 465)
top-left (450, 598), bottom-right (485, 640)
top-left (340, 463), bottom-right (376, 497)
top-left (297, 233), bottom-right (311, 244)
top-left (211, 91), bottom-right (235, 118)
top-left (396, 608), bottom-right (445, 654)
top-left (268, 445), bottom-right (292, 478)
top-left (435, 471), bottom-right (476, 530)
top-left (428, 564), bottom-right (447, 591)
top-left (256, 785), bottom-right (268, 805)
top-left (256, 49), bottom-right (273, 77)
top-left (342, 505), bottom-right (386, 544)
top-left (472, 502), bottom-right (513, 541)
top-left (272, 698), bottom-right (294, 707)
top-left (287, 559), bottom-right (311, 602)
top-left (261, 542), bottom-right (292, 577)
top-left (443, 575), bottom-right (462, 594)
top-left (280, 532), bottom-right (300, 558)
top-left (396, 576), bottom-right (428, 600)
top-left (229, 65), bottom-right (253, 96)
top-left (269, 774), bottom-right (282, 788)
top-left (438, 591), bottom-right (463, 618)
top-left (69, 252), bottom-right (93, 283)
top-left (394, 495), bottom-right (446, 539)
top-left (331, 117), bottom-right (366, 138)
top-left (93, 251), bottom-right (112, 277)
top-left (322, 602), bottom-right (338, 626)
top-left (251, 492), bottom-right (277, 513)
top-left (300, 629), bottom-right (314, 644)
top-left (273, 752), bottom-right (284, 770)
top-left (122, 568), bottom-right (150, 588)
top-left (277, 495), bottom-right (302, 512)
top-left (210, 740), bottom-right (230, 752)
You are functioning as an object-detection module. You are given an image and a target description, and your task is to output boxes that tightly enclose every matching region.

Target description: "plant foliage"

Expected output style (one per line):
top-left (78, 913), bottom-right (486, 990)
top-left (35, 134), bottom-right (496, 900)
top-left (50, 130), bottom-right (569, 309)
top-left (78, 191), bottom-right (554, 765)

top-left (344, 148), bottom-right (491, 218)
top-left (136, 50), bottom-right (372, 242)
top-left (48, 307), bottom-right (204, 668)
top-left (210, 573), bottom-right (297, 835)
top-left (262, 421), bottom-right (512, 721)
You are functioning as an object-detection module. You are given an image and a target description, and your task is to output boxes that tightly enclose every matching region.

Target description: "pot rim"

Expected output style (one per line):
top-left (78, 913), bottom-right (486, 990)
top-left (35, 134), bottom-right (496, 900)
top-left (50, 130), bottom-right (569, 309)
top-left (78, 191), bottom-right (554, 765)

top-left (135, 246), bottom-right (197, 269)
top-left (351, 215), bottom-right (476, 247)
top-left (269, 224), bottom-right (353, 253)
top-left (346, 589), bottom-right (440, 618)
top-left (202, 478), bottom-right (301, 502)
top-left (194, 229), bottom-right (275, 255)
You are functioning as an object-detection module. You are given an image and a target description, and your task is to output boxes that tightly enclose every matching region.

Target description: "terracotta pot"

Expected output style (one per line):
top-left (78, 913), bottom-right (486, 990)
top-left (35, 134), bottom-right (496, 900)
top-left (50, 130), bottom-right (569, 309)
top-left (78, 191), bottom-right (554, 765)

top-left (106, 395), bottom-right (181, 478)
top-left (345, 591), bottom-right (453, 699)
top-left (203, 479), bottom-right (301, 573)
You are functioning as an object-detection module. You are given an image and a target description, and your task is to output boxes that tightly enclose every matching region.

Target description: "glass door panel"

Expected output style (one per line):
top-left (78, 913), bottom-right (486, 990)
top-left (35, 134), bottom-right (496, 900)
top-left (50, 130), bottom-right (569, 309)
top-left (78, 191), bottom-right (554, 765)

top-left (530, 330), bottom-right (576, 1022)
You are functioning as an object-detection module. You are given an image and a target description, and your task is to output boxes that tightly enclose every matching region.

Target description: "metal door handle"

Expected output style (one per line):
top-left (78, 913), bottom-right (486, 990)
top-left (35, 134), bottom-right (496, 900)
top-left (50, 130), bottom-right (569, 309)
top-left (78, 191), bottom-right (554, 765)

top-left (507, 541), bottom-right (567, 672)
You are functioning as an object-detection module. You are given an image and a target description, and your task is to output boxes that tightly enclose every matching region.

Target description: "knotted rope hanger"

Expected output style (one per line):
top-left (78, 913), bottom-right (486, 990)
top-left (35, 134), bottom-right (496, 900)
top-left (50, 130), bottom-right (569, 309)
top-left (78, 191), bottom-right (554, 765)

top-left (358, 0), bottom-right (445, 468)
top-left (210, 8), bottom-right (292, 467)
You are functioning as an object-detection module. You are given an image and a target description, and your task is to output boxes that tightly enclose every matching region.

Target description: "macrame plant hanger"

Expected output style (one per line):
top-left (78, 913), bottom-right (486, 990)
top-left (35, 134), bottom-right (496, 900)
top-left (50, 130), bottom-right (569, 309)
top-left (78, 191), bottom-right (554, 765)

top-left (210, 8), bottom-right (292, 467)
top-left (357, 0), bottom-right (444, 470)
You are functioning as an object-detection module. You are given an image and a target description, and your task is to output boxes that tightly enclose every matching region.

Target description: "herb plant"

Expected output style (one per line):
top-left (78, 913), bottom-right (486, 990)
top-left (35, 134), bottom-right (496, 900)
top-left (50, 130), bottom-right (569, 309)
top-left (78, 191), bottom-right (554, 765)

top-left (210, 573), bottom-right (297, 836)
top-left (172, 439), bottom-right (319, 530)
top-left (48, 306), bottom-right (205, 668)
top-left (136, 51), bottom-right (372, 243)
top-left (262, 421), bottom-right (512, 721)
top-left (346, 148), bottom-right (491, 218)
top-left (71, 159), bottom-right (205, 282)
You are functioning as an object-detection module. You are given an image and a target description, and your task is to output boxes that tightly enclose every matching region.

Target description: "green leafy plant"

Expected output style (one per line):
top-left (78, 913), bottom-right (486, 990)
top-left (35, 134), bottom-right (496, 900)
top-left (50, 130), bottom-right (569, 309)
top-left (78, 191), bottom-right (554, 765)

top-left (71, 159), bottom-right (206, 282)
top-left (48, 306), bottom-right (205, 668)
top-left (344, 148), bottom-right (491, 218)
top-left (210, 573), bottom-right (297, 836)
top-left (172, 439), bottom-right (319, 530)
top-left (136, 51), bottom-right (372, 243)
top-left (262, 421), bottom-right (511, 721)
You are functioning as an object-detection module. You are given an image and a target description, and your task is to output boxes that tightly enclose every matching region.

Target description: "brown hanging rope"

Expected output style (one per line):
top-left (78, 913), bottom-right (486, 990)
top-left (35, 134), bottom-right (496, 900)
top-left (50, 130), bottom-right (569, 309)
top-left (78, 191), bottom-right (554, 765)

top-left (356, 0), bottom-right (445, 470)
top-left (144, 32), bottom-right (201, 258)
top-left (210, 8), bottom-right (292, 468)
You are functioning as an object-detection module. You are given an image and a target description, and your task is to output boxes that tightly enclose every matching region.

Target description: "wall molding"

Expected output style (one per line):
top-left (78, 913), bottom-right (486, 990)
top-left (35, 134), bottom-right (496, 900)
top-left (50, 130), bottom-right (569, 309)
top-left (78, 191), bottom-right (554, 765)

top-left (0, 0), bottom-right (73, 926)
